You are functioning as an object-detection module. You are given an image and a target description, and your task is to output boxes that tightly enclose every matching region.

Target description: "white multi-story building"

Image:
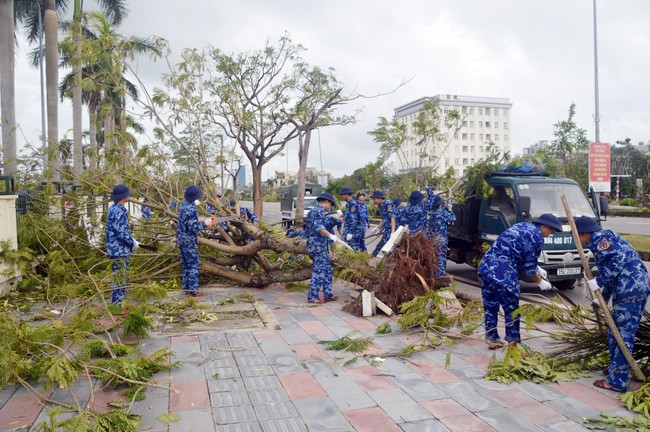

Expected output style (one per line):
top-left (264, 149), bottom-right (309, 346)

top-left (392, 94), bottom-right (513, 175)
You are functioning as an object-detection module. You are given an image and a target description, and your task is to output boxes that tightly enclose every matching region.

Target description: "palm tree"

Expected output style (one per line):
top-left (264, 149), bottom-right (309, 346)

top-left (0, 0), bottom-right (17, 178)
top-left (60, 11), bottom-right (162, 169)
top-left (70, 0), bottom-right (127, 176)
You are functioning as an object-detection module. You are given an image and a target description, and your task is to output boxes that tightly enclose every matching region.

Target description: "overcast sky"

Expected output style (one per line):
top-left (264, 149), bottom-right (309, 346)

top-left (12, 0), bottom-right (650, 180)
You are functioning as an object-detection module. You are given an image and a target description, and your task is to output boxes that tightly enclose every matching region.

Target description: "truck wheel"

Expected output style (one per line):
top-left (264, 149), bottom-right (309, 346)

top-left (553, 279), bottom-right (576, 291)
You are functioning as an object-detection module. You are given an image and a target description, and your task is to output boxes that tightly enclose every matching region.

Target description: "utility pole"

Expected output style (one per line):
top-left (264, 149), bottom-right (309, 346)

top-left (38, 2), bottom-right (47, 172)
top-left (593, 0), bottom-right (601, 143)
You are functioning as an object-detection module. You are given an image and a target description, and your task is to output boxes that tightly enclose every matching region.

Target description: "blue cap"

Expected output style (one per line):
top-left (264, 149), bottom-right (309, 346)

top-left (532, 213), bottom-right (562, 232)
top-left (184, 185), bottom-right (202, 202)
top-left (370, 190), bottom-right (385, 199)
top-left (111, 184), bottom-right (131, 201)
top-left (393, 198), bottom-right (403, 206)
top-left (339, 187), bottom-right (353, 195)
top-left (316, 192), bottom-right (335, 205)
top-left (356, 192), bottom-right (366, 198)
top-left (574, 216), bottom-right (600, 233)
top-left (409, 190), bottom-right (424, 206)
top-left (432, 195), bottom-right (444, 208)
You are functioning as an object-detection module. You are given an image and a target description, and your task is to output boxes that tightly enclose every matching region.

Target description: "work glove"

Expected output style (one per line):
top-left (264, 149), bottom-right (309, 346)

top-left (446, 198), bottom-right (453, 211)
top-left (194, 200), bottom-right (201, 206)
top-left (328, 233), bottom-right (337, 242)
top-left (538, 280), bottom-right (553, 291)
top-left (336, 210), bottom-right (343, 217)
top-left (592, 298), bottom-right (600, 308)
top-left (132, 239), bottom-right (140, 251)
top-left (587, 279), bottom-right (601, 294)
top-left (536, 266), bottom-right (548, 280)
top-left (423, 178), bottom-right (428, 188)
top-left (346, 233), bottom-right (353, 241)
top-left (204, 216), bottom-right (216, 227)
top-left (371, 226), bottom-right (380, 234)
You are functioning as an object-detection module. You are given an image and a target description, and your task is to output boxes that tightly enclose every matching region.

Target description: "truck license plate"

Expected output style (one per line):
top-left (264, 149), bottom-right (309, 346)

top-left (557, 267), bottom-right (581, 276)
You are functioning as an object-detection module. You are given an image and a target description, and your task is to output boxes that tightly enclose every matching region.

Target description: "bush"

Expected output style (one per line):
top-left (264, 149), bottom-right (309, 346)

top-left (620, 198), bottom-right (638, 207)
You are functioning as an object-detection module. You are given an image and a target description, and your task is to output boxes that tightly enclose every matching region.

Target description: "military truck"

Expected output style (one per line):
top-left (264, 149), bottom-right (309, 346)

top-left (447, 171), bottom-right (607, 290)
top-left (279, 183), bottom-right (324, 227)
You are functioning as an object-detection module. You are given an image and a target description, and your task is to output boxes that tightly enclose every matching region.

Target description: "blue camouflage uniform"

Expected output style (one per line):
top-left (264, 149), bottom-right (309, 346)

top-left (106, 203), bottom-right (135, 304)
top-left (372, 199), bottom-right (394, 257)
top-left (240, 207), bottom-right (260, 224)
top-left (400, 188), bottom-right (436, 236)
top-left (357, 201), bottom-right (369, 252)
top-left (141, 203), bottom-right (151, 221)
top-left (343, 198), bottom-right (363, 251)
top-left (392, 206), bottom-right (407, 230)
top-left (589, 230), bottom-right (650, 391)
top-left (177, 200), bottom-right (207, 295)
top-left (306, 205), bottom-right (334, 301)
top-left (324, 214), bottom-right (343, 235)
top-left (430, 204), bottom-right (457, 276)
top-left (478, 222), bottom-right (544, 343)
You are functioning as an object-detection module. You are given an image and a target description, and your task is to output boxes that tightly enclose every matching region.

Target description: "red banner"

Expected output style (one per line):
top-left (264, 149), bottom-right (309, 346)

top-left (589, 142), bottom-right (611, 192)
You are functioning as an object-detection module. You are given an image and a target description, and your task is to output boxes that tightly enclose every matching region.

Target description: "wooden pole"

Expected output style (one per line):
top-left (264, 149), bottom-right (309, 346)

top-left (561, 194), bottom-right (645, 382)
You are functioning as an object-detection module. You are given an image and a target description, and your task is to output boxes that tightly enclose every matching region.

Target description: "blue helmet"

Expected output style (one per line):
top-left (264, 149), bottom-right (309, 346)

top-left (393, 198), bottom-right (403, 206)
top-left (316, 192), bottom-right (335, 205)
top-left (574, 216), bottom-right (600, 233)
top-left (432, 195), bottom-right (444, 208)
top-left (409, 190), bottom-right (424, 206)
top-left (532, 213), bottom-right (562, 232)
top-left (184, 185), bottom-right (202, 202)
top-left (111, 184), bottom-right (131, 201)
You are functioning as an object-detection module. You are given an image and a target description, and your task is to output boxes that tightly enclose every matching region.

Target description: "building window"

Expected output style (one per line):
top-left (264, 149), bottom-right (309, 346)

top-left (494, 122), bottom-right (499, 129)
top-left (462, 106), bottom-right (467, 114)
top-left (470, 121), bottom-right (474, 128)
top-left (454, 120), bottom-right (459, 127)
top-left (494, 109), bottom-right (499, 116)
top-left (469, 108), bottom-right (474, 115)
top-left (485, 107), bottom-right (491, 115)
top-left (470, 146), bottom-right (475, 153)
top-left (471, 158), bottom-right (475, 164)
top-left (462, 121), bottom-right (468, 127)
top-left (444, 107), bottom-right (448, 113)
top-left (462, 133), bottom-right (468, 140)
top-left (462, 158), bottom-right (468, 165)
top-left (454, 158), bottom-right (459, 165)
top-left (479, 146), bottom-right (483, 152)
top-left (462, 145), bottom-right (468, 152)
top-left (504, 134), bottom-right (508, 141)
top-left (486, 134), bottom-right (491, 140)
top-left (478, 108), bottom-right (483, 115)
top-left (504, 122), bottom-right (508, 130)
top-left (470, 133), bottom-right (475, 140)
top-left (479, 134), bottom-right (483, 140)
top-left (445, 158), bottom-right (450, 166)
top-left (495, 134), bottom-right (499, 141)
top-left (485, 121), bottom-right (491, 128)
top-left (454, 133), bottom-right (459, 139)
top-left (479, 121), bottom-right (483, 128)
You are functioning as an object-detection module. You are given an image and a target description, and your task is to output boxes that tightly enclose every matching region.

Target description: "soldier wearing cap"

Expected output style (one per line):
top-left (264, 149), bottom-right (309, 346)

top-left (478, 213), bottom-right (562, 349)
top-left (106, 184), bottom-right (138, 305)
top-left (370, 190), bottom-right (393, 256)
top-left (305, 192), bottom-right (340, 303)
top-left (177, 186), bottom-right (217, 297)
top-left (429, 195), bottom-right (457, 276)
top-left (339, 187), bottom-right (362, 251)
top-left (392, 186), bottom-right (437, 235)
top-left (575, 216), bottom-right (650, 392)
top-left (356, 192), bottom-right (370, 252)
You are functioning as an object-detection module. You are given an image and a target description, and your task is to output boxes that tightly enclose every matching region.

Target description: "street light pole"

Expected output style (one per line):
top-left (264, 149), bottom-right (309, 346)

top-left (593, 0), bottom-right (601, 143)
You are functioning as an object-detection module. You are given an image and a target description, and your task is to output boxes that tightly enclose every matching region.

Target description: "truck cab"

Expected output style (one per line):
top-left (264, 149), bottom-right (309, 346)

top-left (448, 173), bottom-right (598, 290)
top-left (279, 183), bottom-right (324, 228)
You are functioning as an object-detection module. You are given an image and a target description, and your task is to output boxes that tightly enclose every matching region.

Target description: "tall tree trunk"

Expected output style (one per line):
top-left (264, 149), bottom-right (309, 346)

top-left (295, 130), bottom-right (311, 220)
top-left (0, 0), bottom-right (17, 178)
top-left (45, 0), bottom-right (59, 181)
top-left (251, 161), bottom-right (264, 220)
top-left (71, 2), bottom-right (83, 177)
top-left (88, 93), bottom-right (98, 169)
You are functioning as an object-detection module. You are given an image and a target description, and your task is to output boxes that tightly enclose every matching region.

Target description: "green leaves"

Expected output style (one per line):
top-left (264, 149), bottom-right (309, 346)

top-left (42, 356), bottom-right (82, 390)
top-left (318, 332), bottom-right (373, 353)
top-left (120, 307), bottom-right (153, 338)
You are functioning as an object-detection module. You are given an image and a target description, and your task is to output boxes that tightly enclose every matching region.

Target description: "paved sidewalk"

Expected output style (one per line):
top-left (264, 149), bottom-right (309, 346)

top-left (0, 282), bottom-right (632, 431)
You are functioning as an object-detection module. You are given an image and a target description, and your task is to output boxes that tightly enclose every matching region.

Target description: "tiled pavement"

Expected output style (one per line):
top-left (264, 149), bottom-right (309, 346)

top-left (0, 282), bottom-right (633, 431)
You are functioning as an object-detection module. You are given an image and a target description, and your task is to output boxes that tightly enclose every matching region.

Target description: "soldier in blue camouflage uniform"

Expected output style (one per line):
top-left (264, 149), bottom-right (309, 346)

top-left (575, 216), bottom-right (650, 392)
top-left (430, 196), bottom-right (457, 276)
top-left (356, 193), bottom-right (369, 252)
top-left (393, 187), bottom-right (437, 236)
top-left (177, 185), bottom-right (216, 297)
top-left (306, 192), bottom-right (340, 303)
top-left (390, 198), bottom-right (406, 232)
top-left (370, 191), bottom-right (393, 257)
top-left (140, 197), bottom-right (152, 221)
top-left (339, 187), bottom-right (363, 251)
top-left (478, 214), bottom-right (561, 349)
top-left (106, 184), bottom-right (138, 305)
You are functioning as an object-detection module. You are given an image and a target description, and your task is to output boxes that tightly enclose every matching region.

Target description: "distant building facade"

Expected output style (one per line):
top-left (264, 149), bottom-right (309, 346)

top-left (522, 140), bottom-right (550, 157)
top-left (392, 94), bottom-right (513, 175)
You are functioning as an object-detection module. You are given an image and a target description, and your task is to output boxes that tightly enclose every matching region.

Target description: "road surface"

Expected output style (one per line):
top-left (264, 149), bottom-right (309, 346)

top-left (601, 215), bottom-right (650, 236)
